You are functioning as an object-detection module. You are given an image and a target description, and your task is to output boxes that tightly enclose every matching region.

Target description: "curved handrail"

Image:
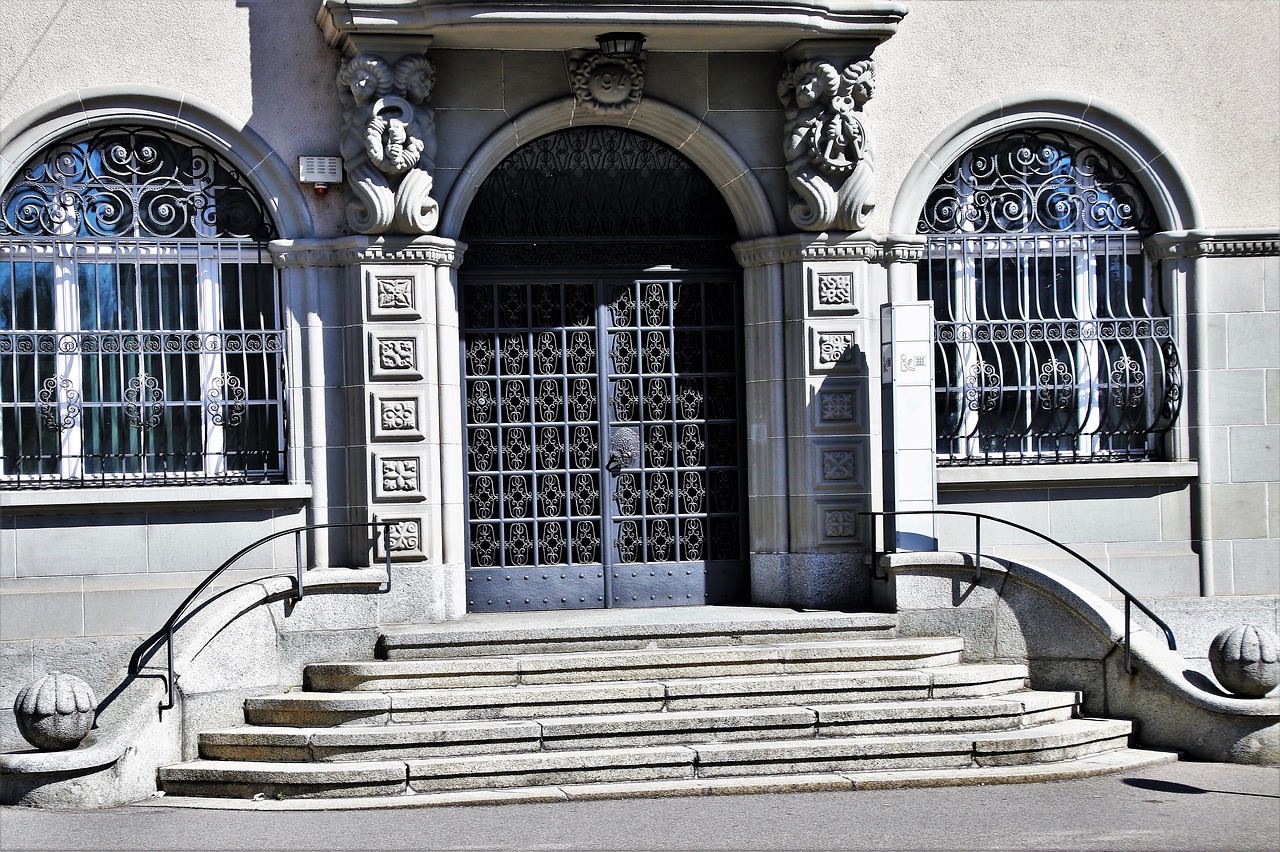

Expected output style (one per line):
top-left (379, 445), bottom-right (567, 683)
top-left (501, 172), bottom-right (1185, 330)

top-left (861, 509), bottom-right (1177, 674)
top-left (128, 520), bottom-right (392, 712)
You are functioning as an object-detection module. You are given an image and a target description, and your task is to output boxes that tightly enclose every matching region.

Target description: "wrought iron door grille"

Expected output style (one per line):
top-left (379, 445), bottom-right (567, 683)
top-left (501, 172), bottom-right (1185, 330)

top-left (0, 237), bottom-right (287, 486)
top-left (461, 276), bottom-right (747, 610)
top-left (918, 130), bottom-right (1181, 465)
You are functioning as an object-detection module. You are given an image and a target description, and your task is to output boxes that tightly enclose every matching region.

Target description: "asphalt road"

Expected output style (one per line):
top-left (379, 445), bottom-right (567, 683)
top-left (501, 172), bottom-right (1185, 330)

top-left (1, 761), bottom-right (1277, 852)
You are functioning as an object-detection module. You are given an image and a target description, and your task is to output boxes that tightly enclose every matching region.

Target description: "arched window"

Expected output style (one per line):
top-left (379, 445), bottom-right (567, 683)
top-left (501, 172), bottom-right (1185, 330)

top-left (0, 126), bottom-right (286, 486)
top-left (918, 129), bottom-right (1181, 465)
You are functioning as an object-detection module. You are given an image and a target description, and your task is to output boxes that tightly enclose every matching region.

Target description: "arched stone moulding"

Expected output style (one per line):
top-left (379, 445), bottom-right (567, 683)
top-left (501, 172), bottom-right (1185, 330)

top-left (439, 97), bottom-right (790, 577)
top-left (439, 97), bottom-right (777, 240)
top-left (888, 91), bottom-right (1201, 237)
top-left (0, 85), bottom-right (313, 239)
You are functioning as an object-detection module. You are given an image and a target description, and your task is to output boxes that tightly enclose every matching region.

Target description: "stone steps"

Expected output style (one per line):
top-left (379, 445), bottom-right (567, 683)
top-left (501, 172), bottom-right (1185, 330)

top-left (375, 609), bottom-right (898, 659)
top-left (243, 662), bottom-right (1028, 728)
top-left (305, 636), bottom-right (965, 691)
top-left (161, 718), bottom-right (1134, 799)
top-left (156, 609), bottom-right (1167, 804)
top-left (200, 692), bottom-right (1079, 762)
top-left (148, 749), bottom-right (1181, 811)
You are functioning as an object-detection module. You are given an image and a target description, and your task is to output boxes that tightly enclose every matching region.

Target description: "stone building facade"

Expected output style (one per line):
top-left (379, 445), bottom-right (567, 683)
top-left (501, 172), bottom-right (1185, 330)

top-left (1, 1), bottom-right (1277, 751)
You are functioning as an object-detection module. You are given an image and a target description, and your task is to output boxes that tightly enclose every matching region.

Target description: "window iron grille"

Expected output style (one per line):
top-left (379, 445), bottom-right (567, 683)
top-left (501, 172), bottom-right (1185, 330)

top-left (0, 126), bottom-right (285, 487)
top-left (918, 131), bottom-right (1181, 465)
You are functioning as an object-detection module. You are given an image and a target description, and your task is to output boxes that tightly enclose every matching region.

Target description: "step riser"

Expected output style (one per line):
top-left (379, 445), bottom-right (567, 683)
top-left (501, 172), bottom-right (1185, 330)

top-left (976, 734), bottom-right (1132, 767)
top-left (243, 694), bottom-right (392, 729)
top-left (409, 764), bottom-right (692, 793)
top-left (932, 678), bottom-right (1028, 698)
top-left (159, 779), bottom-right (407, 800)
top-left (381, 628), bottom-right (899, 660)
top-left (244, 708), bottom-right (390, 728)
top-left (376, 612), bottom-right (900, 661)
top-left (242, 682), bottom-right (1031, 727)
top-left (201, 739), bottom-right (541, 763)
top-left (306, 652), bottom-right (966, 692)
top-left (393, 697), bottom-right (668, 724)
top-left (818, 710), bottom-right (1073, 737)
top-left (698, 753), bottom-right (977, 778)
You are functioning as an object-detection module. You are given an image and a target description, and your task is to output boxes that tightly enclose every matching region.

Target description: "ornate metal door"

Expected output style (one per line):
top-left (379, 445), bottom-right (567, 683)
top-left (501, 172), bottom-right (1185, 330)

top-left (462, 274), bottom-right (747, 611)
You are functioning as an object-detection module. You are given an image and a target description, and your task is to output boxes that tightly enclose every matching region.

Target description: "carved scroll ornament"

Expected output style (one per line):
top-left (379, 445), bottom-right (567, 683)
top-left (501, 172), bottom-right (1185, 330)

top-left (779, 59), bottom-right (876, 232)
top-left (338, 53), bottom-right (440, 235)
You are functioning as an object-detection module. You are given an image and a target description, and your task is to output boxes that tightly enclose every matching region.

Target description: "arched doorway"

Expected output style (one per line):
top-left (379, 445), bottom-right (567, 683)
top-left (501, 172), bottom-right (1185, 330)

top-left (459, 127), bottom-right (748, 611)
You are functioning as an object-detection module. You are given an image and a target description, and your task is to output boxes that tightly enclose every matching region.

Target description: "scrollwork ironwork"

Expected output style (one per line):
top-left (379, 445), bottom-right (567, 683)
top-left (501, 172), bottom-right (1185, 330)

top-left (124, 372), bottom-right (164, 429)
top-left (206, 374), bottom-right (246, 427)
top-left (919, 129), bottom-right (1155, 235)
top-left (1, 127), bottom-right (274, 239)
top-left (37, 377), bottom-right (81, 431)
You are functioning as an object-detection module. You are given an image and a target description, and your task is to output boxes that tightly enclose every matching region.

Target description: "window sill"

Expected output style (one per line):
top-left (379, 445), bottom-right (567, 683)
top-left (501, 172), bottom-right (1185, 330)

top-left (0, 483), bottom-right (312, 514)
top-left (937, 461), bottom-right (1198, 491)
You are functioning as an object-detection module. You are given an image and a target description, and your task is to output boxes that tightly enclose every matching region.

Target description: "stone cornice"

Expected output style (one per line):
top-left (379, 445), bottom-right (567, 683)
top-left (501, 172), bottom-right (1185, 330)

top-left (318, 1), bottom-right (909, 54)
top-left (732, 232), bottom-right (925, 267)
top-left (1147, 228), bottom-right (1280, 260)
top-left (270, 235), bottom-right (466, 268)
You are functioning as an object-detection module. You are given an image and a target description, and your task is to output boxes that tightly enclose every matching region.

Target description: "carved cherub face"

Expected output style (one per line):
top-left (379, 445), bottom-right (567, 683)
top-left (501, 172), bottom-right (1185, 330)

top-left (853, 73), bottom-right (875, 104)
top-left (349, 69), bottom-right (381, 103)
top-left (340, 55), bottom-right (392, 106)
top-left (796, 72), bottom-right (825, 108)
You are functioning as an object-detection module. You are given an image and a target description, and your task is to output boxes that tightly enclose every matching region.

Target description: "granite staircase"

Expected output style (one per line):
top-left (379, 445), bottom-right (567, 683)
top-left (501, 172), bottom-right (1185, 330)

top-left (157, 609), bottom-right (1174, 805)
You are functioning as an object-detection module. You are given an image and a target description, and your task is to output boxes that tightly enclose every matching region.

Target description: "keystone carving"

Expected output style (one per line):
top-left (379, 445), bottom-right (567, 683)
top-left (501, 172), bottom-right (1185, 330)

top-left (568, 49), bottom-right (645, 115)
top-left (779, 59), bottom-right (876, 232)
top-left (338, 53), bottom-right (440, 235)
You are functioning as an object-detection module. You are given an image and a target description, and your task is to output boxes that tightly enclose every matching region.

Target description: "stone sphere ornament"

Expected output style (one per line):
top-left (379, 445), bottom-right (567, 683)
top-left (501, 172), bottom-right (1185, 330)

top-left (13, 671), bottom-right (97, 751)
top-left (1209, 624), bottom-right (1280, 698)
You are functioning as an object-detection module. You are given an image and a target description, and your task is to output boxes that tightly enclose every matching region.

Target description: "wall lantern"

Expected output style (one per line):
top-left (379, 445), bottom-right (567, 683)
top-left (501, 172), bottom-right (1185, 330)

top-left (595, 32), bottom-right (646, 59)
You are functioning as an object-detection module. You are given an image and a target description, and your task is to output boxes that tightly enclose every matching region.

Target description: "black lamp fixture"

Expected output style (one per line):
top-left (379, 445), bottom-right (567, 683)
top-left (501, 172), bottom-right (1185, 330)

top-left (595, 32), bottom-right (646, 59)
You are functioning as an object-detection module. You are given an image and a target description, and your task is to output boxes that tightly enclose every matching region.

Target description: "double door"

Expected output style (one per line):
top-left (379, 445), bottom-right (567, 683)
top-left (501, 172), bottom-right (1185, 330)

top-left (462, 274), bottom-right (747, 610)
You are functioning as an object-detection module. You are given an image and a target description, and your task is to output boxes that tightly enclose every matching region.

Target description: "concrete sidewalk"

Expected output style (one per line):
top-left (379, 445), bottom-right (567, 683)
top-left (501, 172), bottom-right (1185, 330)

top-left (1, 760), bottom-right (1276, 851)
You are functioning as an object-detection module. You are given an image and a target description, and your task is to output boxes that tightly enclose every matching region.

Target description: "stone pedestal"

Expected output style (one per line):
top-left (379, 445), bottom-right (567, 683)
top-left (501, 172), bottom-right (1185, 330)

top-left (880, 298), bottom-right (938, 551)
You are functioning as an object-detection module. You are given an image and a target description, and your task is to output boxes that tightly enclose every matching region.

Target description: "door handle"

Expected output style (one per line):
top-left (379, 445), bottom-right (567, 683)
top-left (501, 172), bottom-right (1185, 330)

top-left (606, 426), bottom-right (639, 475)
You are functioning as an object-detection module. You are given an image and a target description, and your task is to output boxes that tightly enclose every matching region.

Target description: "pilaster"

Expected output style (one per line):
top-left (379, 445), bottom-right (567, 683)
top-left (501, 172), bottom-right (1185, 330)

top-left (272, 236), bottom-right (465, 572)
top-left (735, 233), bottom-right (897, 609)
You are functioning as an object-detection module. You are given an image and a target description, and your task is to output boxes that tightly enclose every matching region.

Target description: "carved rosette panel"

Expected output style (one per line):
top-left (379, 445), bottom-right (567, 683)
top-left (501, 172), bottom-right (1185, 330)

top-left (338, 52), bottom-right (440, 235)
top-left (376, 517), bottom-right (425, 561)
top-left (779, 58), bottom-right (876, 232)
top-left (568, 50), bottom-right (645, 115)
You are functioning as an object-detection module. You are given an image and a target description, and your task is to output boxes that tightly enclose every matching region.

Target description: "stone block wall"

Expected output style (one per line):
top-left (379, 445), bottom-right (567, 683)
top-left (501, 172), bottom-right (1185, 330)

top-left (0, 498), bottom-right (308, 751)
top-left (1194, 255), bottom-right (1280, 595)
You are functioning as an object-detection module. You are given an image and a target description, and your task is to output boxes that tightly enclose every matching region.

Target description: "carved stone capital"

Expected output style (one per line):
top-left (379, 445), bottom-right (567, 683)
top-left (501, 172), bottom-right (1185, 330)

top-left (780, 57), bottom-right (877, 233)
top-left (337, 51), bottom-right (440, 236)
top-left (732, 233), bottom-right (887, 267)
top-left (568, 49), bottom-right (646, 115)
top-left (269, 235), bottom-right (466, 268)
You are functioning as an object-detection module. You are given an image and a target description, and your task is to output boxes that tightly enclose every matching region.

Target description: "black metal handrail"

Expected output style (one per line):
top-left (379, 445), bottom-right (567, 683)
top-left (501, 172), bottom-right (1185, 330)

top-left (128, 520), bottom-right (392, 712)
top-left (861, 510), bottom-right (1176, 675)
